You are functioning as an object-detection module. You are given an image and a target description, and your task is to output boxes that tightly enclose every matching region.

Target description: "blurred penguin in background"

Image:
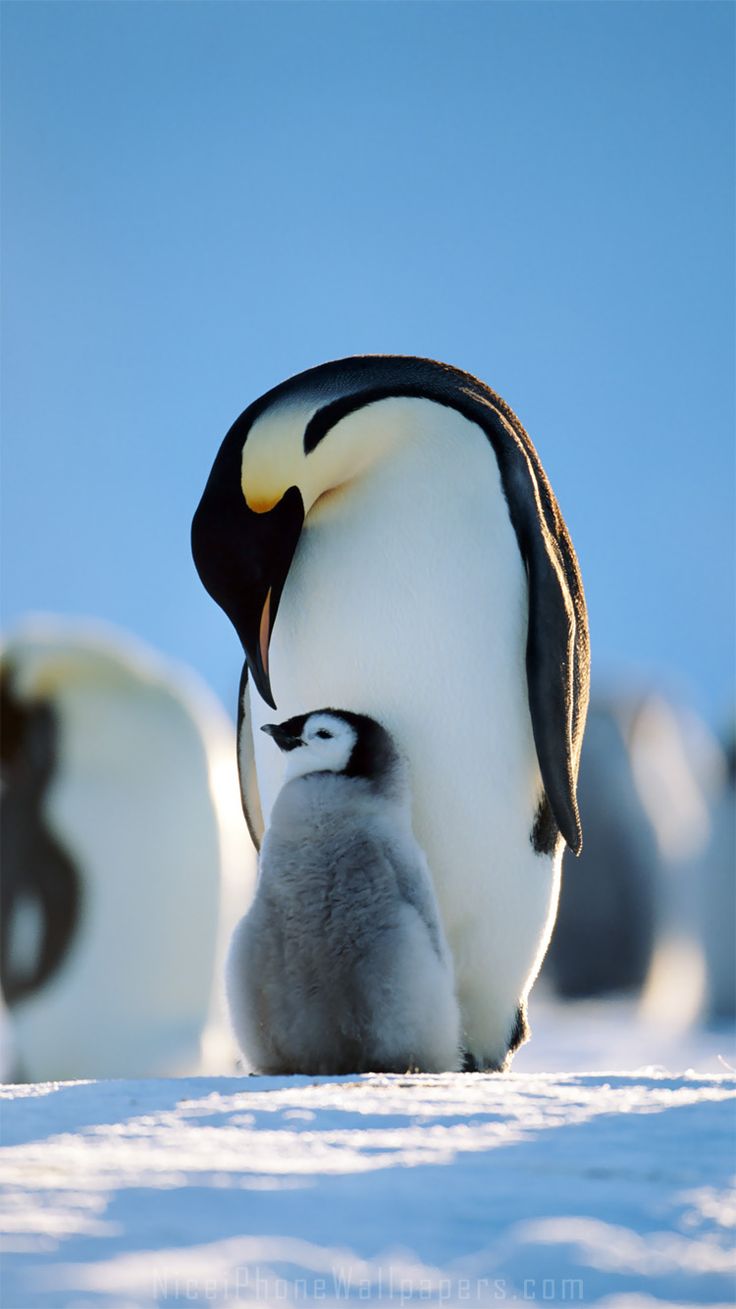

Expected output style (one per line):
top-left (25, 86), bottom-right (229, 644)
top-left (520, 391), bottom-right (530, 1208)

top-left (543, 700), bottom-right (661, 998)
top-left (545, 690), bottom-right (734, 1033)
top-left (627, 692), bottom-right (727, 1029)
top-left (1, 619), bottom-right (252, 1081)
top-left (699, 731), bottom-right (735, 1024)
top-left (226, 709), bottom-right (461, 1075)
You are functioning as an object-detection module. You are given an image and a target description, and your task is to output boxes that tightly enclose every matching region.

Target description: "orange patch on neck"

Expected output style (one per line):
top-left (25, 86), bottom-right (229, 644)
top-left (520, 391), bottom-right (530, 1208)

top-left (245, 492), bottom-right (281, 514)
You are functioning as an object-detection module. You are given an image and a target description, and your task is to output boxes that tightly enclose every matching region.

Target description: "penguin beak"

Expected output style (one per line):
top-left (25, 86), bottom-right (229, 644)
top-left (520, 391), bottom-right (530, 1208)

top-left (261, 723), bottom-right (304, 752)
top-left (192, 482), bottom-right (305, 711)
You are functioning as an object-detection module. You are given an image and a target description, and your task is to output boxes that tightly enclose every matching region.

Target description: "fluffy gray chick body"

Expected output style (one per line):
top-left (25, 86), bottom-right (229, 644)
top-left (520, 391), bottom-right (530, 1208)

top-left (226, 710), bottom-right (461, 1074)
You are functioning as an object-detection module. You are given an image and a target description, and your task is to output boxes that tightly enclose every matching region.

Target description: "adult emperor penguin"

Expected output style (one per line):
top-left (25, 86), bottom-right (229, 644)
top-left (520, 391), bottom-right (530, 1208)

top-left (192, 356), bottom-right (590, 1070)
top-left (226, 709), bottom-right (461, 1074)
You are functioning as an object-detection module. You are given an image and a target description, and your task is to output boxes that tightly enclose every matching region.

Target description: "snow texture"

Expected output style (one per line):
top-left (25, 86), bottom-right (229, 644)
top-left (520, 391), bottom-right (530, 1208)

top-left (1, 1008), bottom-right (734, 1309)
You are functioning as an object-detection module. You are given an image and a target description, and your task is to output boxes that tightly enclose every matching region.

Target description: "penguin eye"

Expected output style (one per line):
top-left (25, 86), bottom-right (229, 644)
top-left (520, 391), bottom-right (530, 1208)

top-left (315, 729), bottom-right (332, 740)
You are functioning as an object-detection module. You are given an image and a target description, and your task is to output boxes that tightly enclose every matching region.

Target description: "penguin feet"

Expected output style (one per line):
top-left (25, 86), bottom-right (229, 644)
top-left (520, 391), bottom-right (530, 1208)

top-left (461, 1003), bottom-right (530, 1073)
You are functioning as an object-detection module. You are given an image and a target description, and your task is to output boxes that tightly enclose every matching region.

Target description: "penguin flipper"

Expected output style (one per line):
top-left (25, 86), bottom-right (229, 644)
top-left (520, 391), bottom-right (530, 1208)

top-left (522, 491), bottom-right (587, 857)
top-left (236, 662), bottom-right (265, 851)
top-left (462, 391), bottom-right (590, 858)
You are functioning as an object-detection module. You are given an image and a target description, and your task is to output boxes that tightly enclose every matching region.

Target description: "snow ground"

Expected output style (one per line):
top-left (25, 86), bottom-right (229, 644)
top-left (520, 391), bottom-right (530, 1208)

top-left (1, 1006), bottom-right (735, 1309)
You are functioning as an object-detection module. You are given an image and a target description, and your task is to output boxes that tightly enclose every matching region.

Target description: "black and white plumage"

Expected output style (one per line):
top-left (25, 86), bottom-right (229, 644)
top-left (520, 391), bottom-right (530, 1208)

top-left (193, 356), bottom-right (590, 1069)
top-left (0, 621), bottom-right (251, 1080)
top-left (225, 709), bottom-right (461, 1074)
top-left (1, 670), bottom-right (81, 1010)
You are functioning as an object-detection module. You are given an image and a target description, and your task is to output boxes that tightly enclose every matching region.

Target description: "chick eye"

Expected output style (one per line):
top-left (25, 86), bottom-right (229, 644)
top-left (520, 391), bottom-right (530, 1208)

top-left (315, 729), bottom-right (332, 740)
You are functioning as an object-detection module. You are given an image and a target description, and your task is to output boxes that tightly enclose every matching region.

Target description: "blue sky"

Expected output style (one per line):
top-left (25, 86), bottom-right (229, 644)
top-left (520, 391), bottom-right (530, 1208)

top-left (2, 1), bottom-right (734, 728)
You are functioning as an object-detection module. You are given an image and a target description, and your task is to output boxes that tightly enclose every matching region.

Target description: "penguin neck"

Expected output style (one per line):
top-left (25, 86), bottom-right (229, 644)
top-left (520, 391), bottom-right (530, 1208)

top-left (301, 398), bottom-right (412, 515)
top-left (303, 396), bottom-right (479, 533)
top-left (242, 396), bottom-right (417, 518)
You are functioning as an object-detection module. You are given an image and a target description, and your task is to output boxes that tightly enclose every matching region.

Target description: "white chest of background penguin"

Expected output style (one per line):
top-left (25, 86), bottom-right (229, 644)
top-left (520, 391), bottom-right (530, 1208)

top-left (192, 356), bottom-right (590, 1071)
top-left (226, 710), bottom-right (461, 1075)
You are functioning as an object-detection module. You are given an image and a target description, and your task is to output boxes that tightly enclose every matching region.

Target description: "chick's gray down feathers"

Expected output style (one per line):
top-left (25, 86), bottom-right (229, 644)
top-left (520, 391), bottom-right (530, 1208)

top-left (226, 724), bottom-right (461, 1075)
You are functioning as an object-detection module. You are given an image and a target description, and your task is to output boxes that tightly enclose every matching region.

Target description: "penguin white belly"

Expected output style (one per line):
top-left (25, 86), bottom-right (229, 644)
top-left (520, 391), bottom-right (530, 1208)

top-left (248, 400), bottom-right (561, 1064)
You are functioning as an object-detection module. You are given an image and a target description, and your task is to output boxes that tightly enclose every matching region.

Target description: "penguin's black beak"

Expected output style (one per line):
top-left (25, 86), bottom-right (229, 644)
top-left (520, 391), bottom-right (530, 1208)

top-left (261, 722), bottom-right (304, 752)
top-left (192, 481), bottom-right (305, 710)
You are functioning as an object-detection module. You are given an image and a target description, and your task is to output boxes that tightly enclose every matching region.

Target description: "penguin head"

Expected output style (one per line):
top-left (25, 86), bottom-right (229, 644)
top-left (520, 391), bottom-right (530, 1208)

top-left (191, 357), bottom-right (444, 710)
top-left (262, 708), bottom-right (401, 792)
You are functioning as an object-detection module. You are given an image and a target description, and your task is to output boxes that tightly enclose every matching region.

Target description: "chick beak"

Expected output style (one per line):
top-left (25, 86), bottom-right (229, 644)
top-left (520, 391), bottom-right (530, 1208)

top-left (261, 723), bottom-right (304, 752)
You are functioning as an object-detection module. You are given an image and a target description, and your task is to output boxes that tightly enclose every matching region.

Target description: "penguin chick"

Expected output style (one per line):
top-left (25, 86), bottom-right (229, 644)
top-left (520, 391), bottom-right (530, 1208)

top-left (225, 709), bottom-right (461, 1075)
